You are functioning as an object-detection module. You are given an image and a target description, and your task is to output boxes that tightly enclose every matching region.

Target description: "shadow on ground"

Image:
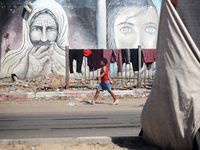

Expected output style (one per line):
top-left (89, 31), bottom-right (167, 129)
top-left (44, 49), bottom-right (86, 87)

top-left (112, 136), bottom-right (161, 150)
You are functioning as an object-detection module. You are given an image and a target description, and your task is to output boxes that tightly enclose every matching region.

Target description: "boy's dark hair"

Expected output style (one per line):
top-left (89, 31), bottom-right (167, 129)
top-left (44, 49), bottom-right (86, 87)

top-left (101, 58), bottom-right (107, 65)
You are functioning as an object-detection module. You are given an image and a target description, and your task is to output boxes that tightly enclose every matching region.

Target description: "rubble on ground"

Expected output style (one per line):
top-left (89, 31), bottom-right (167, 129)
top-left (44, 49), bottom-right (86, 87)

top-left (0, 73), bottom-right (75, 93)
top-left (0, 73), bottom-right (153, 93)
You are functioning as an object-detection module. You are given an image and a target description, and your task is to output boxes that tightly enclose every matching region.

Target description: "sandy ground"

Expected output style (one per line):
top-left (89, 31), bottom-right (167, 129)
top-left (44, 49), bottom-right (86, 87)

top-left (0, 143), bottom-right (127, 150)
top-left (0, 95), bottom-right (146, 114)
top-left (0, 142), bottom-right (161, 150)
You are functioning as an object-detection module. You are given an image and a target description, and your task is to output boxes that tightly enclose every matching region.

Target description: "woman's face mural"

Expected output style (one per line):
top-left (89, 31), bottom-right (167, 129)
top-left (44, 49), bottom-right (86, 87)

top-left (114, 6), bottom-right (158, 48)
top-left (30, 12), bottom-right (58, 45)
top-left (106, 0), bottom-right (159, 74)
top-left (107, 0), bottom-right (159, 49)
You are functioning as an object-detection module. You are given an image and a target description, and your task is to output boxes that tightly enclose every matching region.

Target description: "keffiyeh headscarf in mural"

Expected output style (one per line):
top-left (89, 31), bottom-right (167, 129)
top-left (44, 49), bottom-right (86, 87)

top-left (1, 0), bottom-right (68, 79)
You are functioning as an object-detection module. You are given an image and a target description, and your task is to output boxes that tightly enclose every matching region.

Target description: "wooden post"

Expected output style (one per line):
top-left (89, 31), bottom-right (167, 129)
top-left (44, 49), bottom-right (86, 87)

top-left (138, 45), bottom-right (142, 88)
top-left (85, 56), bottom-right (86, 86)
top-left (125, 63), bottom-right (127, 85)
top-left (65, 46), bottom-right (69, 89)
top-left (93, 67), bottom-right (94, 87)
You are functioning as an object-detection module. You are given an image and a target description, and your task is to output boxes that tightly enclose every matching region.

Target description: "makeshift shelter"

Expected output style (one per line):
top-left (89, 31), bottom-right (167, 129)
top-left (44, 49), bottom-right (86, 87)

top-left (141, 0), bottom-right (200, 149)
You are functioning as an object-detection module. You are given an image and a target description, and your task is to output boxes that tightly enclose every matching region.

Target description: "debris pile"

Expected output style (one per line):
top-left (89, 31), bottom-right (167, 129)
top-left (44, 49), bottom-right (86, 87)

top-left (0, 73), bottom-right (153, 93)
top-left (0, 73), bottom-right (69, 93)
top-left (33, 73), bottom-right (66, 90)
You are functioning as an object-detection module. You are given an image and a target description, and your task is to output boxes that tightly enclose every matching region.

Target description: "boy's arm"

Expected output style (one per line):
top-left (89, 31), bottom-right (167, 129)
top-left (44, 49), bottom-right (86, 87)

top-left (108, 75), bottom-right (114, 84)
top-left (95, 72), bottom-right (105, 80)
top-left (95, 67), bottom-right (106, 80)
top-left (99, 72), bottom-right (105, 78)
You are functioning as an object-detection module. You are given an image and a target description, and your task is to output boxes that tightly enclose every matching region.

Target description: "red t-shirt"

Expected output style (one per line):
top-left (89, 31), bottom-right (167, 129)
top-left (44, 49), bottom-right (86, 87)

top-left (101, 66), bottom-right (109, 82)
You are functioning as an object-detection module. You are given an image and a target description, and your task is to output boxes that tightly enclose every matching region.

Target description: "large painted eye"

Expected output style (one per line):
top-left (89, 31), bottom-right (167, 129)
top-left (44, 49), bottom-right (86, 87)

top-left (120, 26), bottom-right (132, 33)
top-left (145, 27), bottom-right (156, 33)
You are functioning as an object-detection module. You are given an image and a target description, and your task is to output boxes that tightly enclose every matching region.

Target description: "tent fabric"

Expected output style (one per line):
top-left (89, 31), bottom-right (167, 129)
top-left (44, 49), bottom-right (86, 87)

top-left (141, 0), bottom-right (200, 149)
top-left (177, 0), bottom-right (200, 51)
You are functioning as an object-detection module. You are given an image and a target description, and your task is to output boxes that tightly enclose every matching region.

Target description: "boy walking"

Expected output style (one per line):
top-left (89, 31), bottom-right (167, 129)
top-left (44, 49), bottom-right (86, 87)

top-left (90, 58), bottom-right (119, 105)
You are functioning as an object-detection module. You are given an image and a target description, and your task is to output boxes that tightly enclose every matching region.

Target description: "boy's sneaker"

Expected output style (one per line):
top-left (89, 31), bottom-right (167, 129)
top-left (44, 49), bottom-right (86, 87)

top-left (112, 99), bottom-right (119, 105)
top-left (88, 100), bottom-right (95, 105)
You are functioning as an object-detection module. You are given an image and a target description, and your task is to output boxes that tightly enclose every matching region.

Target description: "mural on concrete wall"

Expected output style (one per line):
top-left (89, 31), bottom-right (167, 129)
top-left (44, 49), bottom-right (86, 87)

top-left (0, 0), bottom-right (97, 79)
top-left (107, 0), bottom-right (159, 49)
top-left (106, 0), bottom-right (161, 75)
top-left (1, 0), bottom-right (68, 79)
top-left (0, 0), bottom-right (161, 80)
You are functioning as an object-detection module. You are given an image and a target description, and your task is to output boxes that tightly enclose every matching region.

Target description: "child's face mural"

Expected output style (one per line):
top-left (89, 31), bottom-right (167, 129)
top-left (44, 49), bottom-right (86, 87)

top-left (114, 6), bottom-right (158, 48)
top-left (30, 12), bottom-right (58, 45)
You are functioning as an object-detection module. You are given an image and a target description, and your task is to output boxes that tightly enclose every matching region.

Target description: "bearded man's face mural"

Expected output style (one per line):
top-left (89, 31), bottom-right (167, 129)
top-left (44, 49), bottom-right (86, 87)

top-left (30, 10), bottom-right (58, 45)
top-left (1, 0), bottom-right (68, 79)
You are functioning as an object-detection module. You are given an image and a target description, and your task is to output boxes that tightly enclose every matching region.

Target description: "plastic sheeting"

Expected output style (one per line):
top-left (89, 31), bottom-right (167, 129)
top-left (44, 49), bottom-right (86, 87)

top-left (141, 0), bottom-right (200, 149)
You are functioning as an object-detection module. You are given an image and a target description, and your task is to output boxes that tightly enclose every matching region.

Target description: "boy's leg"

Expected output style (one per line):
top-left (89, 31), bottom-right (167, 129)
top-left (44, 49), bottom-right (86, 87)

top-left (108, 90), bottom-right (119, 105)
top-left (108, 90), bottom-right (116, 100)
top-left (89, 89), bottom-right (100, 105)
top-left (105, 81), bottom-right (119, 104)
top-left (94, 89), bottom-right (101, 100)
top-left (90, 82), bottom-right (103, 104)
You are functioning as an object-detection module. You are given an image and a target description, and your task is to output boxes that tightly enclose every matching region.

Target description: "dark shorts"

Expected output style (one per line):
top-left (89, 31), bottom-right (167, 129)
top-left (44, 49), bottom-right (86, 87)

top-left (98, 80), bottom-right (111, 91)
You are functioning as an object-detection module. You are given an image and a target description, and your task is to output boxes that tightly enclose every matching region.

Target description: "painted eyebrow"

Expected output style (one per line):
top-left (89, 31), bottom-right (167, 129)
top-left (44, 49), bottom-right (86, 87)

top-left (118, 22), bottom-right (134, 26)
top-left (31, 23), bottom-right (57, 27)
top-left (144, 22), bottom-right (157, 26)
top-left (31, 25), bottom-right (42, 28)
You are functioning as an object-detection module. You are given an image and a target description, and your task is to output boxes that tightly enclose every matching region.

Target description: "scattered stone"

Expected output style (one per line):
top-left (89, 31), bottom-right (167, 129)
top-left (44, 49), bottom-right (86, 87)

top-left (67, 102), bottom-right (77, 106)
top-left (74, 98), bottom-right (82, 101)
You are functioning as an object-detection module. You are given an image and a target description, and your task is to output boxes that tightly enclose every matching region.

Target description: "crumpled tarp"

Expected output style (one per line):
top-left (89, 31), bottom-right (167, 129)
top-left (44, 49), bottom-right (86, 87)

top-left (141, 0), bottom-right (200, 149)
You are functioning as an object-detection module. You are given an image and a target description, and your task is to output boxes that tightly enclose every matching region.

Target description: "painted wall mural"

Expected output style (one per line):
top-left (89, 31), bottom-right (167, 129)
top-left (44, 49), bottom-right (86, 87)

top-left (1, 0), bottom-right (68, 79)
top-left (0, 0), bottom-right (162, 80)
top-left (106, 0), bottom-right (161, 75)
top-left (107, 0), bottom-right (159, 49)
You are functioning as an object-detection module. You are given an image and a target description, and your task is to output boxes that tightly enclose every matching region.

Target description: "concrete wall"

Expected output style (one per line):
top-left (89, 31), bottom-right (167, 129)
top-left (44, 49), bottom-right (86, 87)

top-left (0, 0), bottom-right (162, 80)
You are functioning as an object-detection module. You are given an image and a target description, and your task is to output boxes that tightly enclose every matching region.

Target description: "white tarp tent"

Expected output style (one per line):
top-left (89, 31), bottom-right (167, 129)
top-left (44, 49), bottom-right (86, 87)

top-left (141, 0), bottom-right (200, 149)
